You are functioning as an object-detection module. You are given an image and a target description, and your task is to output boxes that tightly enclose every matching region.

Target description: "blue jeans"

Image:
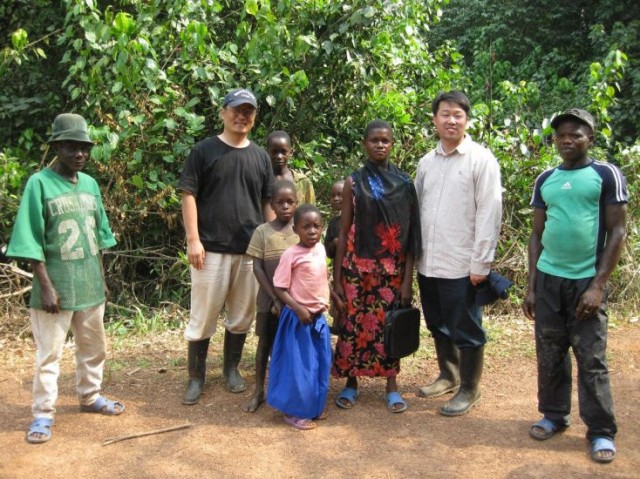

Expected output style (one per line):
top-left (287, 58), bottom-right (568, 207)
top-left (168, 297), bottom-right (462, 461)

top-left (418, 274), bottom-right (485, 348)
top-left (534, 270), bottom-right (617, 441)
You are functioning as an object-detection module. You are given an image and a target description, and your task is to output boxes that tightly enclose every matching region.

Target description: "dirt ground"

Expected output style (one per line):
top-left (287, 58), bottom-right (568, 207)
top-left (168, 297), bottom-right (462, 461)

top-left (0, 316), bottom-right (638, 479)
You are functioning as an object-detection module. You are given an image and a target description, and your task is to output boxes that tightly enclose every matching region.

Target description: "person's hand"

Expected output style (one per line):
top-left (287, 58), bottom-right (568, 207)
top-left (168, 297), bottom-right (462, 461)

top-left (41, 285), bottom-right (60, 314)
top-left (187, 239), bottom-right (206, 270)
top-left (297, 307), bottom-right (313, 325)
top-left (523, 290), bottom-right (535, 321)
top-left (470, 273), bottom-right (487, 287)
top-left (271, 299), bottom-right (283, 316)
top-left (399, 283), bottom-right (412, 307)
top-left (576, 285), bottom-right (604, 320)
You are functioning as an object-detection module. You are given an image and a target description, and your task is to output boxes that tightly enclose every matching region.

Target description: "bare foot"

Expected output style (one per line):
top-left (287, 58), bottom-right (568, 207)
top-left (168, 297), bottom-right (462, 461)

top-left (26, 430), bottom-right (50, 443)
top-left (100, 402), bottom-right (125, 414)
top-left (592, 449), bottom-right (615, 462)
top-left (242, 393), bottom-right (265, 413)
top-left (80, 397), bottom-right (125, 415)
top-left (26, 418), bottom-right (53, 444)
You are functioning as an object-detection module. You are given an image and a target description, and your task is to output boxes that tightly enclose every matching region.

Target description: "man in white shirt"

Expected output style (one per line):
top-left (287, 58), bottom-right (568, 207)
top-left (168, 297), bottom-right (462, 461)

top-left (414, 91), bottom-right (502, 416)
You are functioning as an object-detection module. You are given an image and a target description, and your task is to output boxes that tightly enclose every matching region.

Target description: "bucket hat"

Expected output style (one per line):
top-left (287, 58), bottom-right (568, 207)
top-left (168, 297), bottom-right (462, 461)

top-left (48, 113), bottom-right (94, 144)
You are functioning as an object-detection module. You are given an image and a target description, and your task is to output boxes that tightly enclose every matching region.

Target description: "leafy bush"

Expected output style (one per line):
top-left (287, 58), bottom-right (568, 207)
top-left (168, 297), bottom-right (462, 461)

top-left (1, 0), bottom-right (638, 319)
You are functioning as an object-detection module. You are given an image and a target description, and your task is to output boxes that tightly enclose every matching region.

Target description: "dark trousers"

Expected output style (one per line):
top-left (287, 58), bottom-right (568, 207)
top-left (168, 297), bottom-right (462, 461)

top-left (534, 270), bottom-right (617, 440)
top-left (418, 274), bottom-right (485, 348)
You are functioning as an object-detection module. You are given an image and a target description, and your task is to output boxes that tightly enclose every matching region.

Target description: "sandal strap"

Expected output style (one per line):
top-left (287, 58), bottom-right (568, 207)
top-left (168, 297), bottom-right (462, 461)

top-left (592, 437), bottom-right (616, 453)
top-left (91, 396), bottom-right (124, 413)
top-left (386, 391), bottom-right (405, 406)
top-left (532, 417), bottom-right (558, 434)
top-left (338, 387), bottom-right (357, 401)
top-left (29, 417), bottom-right (53, 433)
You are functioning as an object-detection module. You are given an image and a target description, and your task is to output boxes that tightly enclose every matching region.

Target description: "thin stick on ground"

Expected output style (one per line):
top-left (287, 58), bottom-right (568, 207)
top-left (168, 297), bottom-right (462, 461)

top-left (102, 423), bottom-right (192, 446)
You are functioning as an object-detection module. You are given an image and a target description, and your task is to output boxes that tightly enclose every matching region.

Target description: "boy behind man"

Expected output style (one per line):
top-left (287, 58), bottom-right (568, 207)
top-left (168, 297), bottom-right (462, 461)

top-left (266, 130), bottom-right (315, 205)
top-left (523, 109), bottom-right (627, 463)
top-left (8, 113), bottom-right (124, 444)
top-left (323, 179), bottom-right (344, 260)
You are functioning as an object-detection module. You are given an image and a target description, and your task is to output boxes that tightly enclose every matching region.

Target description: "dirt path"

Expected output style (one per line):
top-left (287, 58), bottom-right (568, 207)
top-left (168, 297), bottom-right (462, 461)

top-left (1, 318), bottom-right (638, 478)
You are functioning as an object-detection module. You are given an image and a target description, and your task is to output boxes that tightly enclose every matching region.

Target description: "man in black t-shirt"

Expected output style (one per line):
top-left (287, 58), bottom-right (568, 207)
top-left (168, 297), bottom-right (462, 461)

top-left (177, 88), bottom-right (274, 405)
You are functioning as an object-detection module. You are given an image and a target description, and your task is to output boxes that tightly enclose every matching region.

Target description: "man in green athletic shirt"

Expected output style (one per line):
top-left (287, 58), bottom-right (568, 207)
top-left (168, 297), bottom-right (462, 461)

top-left (8, 114), bottom-right (124, 444)
top-left (523, 109), bottom-right (627, 464)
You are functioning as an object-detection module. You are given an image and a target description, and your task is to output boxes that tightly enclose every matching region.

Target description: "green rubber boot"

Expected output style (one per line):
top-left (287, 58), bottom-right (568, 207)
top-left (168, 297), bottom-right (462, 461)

top-left (182, 338), bottom-right (209, 405)
top-left (440, 345), bottom-right (484, 416)
top-left (223, 331), bottom-right (247, 393)
top-left (418, 338), bottom-right (460, 398)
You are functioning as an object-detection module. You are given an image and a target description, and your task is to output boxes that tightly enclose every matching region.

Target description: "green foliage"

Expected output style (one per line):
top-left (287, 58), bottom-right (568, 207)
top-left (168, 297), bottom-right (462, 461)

top-left (429, 0), bottom-right (640, 146)
top-left (588, 49), bottom-right (627, 145)
top-left (106, 304), bottom-right (183, 337)
top-left (1, 0), bottom-right (639, 314)
top-left (0, 1), bottom-right (66, 144)
top-left (1, 0), bottom-right (457, 307)
top-left (0, 132), bottom-right (40, 244)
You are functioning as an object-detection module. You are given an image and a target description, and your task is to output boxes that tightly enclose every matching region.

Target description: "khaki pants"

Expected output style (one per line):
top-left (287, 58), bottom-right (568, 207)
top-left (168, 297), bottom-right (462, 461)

top-left (30, 303), bottom-right (106, 419)
top-left (184, 252), bottom-right (257, 340)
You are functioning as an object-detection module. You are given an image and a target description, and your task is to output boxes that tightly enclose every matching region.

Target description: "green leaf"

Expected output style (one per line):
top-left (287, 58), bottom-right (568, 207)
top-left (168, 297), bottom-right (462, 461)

top-left (519, 143), bottom-right (529, 156)
top-left (245, 0), bottom-right (258, 15)
top-left (131, 175), bottom-right (144, 189)
top-left (113, 12), bottom-right (135, 35)
top-left (91, 145), bottom-right (104, 161)
top-left (11, 29), bottom-right (28, 49)
top-left (163, 118), bottom-right (178, 130)
top-left (104, 133), bottom-right (117, 149)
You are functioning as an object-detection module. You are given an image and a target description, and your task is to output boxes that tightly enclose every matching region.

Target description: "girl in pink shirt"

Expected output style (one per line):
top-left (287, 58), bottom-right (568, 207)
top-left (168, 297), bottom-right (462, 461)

top-left (267, 204), bottom-right (334, 430)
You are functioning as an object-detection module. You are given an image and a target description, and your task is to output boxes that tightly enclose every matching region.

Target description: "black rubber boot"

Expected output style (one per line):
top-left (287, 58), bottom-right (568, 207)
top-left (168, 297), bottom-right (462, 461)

top-left (439, 345), bottom-right (484, 416)
top-left (223, 331), bottom-right (247, 393)
top-left (418, 338), bottom-right (460, 398)
top-left (182, 339), bottom-right (209, 405)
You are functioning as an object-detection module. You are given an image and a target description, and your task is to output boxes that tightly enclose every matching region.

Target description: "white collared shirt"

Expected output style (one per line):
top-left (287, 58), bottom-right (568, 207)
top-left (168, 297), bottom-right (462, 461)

top-left (414, 135), bottom-right (503, 278)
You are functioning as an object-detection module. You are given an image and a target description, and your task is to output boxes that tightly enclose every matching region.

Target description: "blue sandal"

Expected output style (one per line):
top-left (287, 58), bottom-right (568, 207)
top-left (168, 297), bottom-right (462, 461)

top-left (335, 387), bottom-right (358, 409)
top-left (80, 396), bottom-right (125, 415)
top-left (529, 417), bottom-right (565, 441)
top-left (26, 417), bottom-right (54, 444)
top-left (591, 437), bottom-right (616, 463)
top-left (386, 391), bottom-right (408, 413)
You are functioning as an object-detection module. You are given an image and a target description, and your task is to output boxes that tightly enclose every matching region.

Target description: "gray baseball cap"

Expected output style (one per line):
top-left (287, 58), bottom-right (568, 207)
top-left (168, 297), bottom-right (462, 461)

top-left (48, 113), bottom-right (94, 144)
top-left (550, 108), bottom-right (595, 132)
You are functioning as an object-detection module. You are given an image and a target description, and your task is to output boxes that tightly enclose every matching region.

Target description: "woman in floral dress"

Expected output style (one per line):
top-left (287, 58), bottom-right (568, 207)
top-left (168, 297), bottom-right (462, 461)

top-left (332, 120), bottom-right (421, 413)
